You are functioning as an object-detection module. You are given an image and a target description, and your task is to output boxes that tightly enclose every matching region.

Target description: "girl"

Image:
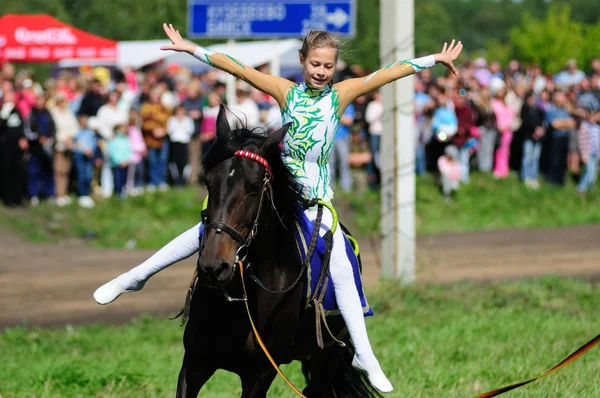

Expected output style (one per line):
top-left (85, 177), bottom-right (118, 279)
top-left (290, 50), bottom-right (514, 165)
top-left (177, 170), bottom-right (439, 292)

top-left (94, 23), bottom-right (463, 393)
top-left (108, 123), bottom-right (132, 199)
top-left (491, 81), bottom-right (516, 179)
top-left (126, 110), bottom-right (147, 196)
top-left (200, 91), bottom-right (221, 159)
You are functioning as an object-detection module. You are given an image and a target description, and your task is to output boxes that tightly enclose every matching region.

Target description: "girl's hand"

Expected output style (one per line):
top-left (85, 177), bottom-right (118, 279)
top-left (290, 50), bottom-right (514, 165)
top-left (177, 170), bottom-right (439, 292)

top-left (434, 40), bottom-right (463, 76)
top-left (160, 23), bottom-right (195, 54)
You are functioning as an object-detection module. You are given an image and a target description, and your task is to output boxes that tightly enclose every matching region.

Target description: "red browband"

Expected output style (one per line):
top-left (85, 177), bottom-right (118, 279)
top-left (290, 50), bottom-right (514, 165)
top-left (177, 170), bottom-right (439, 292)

top-left (234, 150), bottom-right (273, 179)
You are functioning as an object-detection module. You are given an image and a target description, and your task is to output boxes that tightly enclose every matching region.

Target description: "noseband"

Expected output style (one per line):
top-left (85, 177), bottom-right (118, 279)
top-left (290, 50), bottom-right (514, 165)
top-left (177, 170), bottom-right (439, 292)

top-left (201, 150), bottom-right (272, 264)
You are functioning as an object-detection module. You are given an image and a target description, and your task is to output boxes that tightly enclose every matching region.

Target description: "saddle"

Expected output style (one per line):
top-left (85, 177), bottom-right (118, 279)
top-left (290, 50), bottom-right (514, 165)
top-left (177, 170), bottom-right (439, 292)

top-left (295, 198), bottom-right (372, 349)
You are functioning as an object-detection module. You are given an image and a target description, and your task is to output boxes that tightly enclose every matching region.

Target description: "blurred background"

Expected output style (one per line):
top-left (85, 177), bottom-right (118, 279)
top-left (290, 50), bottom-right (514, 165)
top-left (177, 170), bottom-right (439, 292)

top-left (0, 0), bottom-right (599, 397)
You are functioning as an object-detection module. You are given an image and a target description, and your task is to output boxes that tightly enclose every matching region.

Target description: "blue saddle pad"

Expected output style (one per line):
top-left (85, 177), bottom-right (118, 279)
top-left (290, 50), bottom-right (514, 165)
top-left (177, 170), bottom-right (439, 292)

top-left (294, 211), bottom-right (373, 317)
top-left (197, 213), bottom-right (373, 317)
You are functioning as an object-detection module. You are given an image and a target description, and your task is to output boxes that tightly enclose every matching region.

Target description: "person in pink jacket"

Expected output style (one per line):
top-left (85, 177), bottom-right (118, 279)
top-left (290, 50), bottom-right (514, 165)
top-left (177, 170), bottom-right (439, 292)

top-left (491, 79), bottom-right (516, 178)
top-left (126, 110), bottom-right (147, 196)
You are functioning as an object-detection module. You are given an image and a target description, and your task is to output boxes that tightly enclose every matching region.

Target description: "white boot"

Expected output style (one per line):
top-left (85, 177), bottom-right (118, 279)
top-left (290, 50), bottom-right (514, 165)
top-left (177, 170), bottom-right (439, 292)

top-left (92, 222), bottom-right (203, 305)
top-left (93, 278), bottom-right (138, 305)
top-left (352, 356), bottom-right (394, 393)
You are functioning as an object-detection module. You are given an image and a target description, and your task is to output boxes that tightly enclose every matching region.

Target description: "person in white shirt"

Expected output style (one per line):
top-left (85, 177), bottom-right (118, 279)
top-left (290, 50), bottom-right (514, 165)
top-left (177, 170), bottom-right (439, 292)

top-left (49, 93), bottom-right (79, 206)
top-left (365, 90), bottom-right (383, 187)
top-left (96, 91), bottom-right (128, 198)
top-left (167, 104), bottom-right (195, 185)
top-left (228, 81), bottom-right (260, 129)
top-left (263, 95), bottom-right (283, 131)
top-left (96, 91), bottom-right (128, 140)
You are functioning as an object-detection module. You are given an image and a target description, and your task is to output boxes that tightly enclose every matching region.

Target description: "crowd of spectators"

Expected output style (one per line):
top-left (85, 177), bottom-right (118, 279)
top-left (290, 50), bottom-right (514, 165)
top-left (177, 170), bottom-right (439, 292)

top-left (421, 57), bottom-right (600, 201)
top-left (0, 54), bottom-right (599, 208)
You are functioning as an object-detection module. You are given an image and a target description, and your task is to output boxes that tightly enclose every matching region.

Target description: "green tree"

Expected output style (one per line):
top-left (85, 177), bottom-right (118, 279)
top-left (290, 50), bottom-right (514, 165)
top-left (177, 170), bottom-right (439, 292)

top-left (343, 0), bottom-right (380, 71)
top-left (510, 4), bottom-right (586, 74)
top-left (581, 23), bottom-right (600, 73)
top-left (415, 3), bottom-right (454, 56)
top-left (1, 0), bottom-right (71, 23)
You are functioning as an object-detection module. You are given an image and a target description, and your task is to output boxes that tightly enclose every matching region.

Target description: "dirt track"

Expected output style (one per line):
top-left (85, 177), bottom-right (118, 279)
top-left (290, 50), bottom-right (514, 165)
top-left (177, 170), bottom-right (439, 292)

top-left (1, 224), bottom-right (599, 329)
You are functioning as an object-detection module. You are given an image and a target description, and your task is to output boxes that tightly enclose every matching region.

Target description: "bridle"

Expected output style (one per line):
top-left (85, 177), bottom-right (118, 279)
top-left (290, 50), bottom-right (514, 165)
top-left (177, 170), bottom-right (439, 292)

top-left (200, 149), bottom-right (273, 276)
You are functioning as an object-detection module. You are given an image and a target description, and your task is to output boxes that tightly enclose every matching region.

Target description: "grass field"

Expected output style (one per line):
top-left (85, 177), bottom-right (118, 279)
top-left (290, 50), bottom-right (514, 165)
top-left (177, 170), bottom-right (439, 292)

top-left (1, 173), bottom-right (598, 249)
top-left (1, 277), bottom-right (598, 397)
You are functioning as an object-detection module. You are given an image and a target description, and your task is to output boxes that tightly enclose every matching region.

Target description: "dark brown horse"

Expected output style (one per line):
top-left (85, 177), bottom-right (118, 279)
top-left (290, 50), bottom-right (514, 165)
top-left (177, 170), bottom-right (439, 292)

top-left (175, 105), bottom-right (382, 398)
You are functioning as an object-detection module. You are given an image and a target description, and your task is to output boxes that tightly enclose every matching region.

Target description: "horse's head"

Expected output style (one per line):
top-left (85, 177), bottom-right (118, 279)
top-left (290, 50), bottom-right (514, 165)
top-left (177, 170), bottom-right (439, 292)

top-left (198, 105), bottom-right (294, 287)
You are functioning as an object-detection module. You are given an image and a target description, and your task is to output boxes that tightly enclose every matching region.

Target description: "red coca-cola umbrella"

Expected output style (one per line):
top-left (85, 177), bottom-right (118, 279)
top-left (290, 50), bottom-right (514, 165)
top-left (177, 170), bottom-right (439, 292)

top-left (0, 14), bottom-right (117, 63)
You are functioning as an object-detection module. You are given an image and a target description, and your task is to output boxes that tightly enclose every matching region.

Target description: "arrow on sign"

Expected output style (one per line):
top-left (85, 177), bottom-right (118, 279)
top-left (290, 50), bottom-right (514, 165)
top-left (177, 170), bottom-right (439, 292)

top-left (326, 8), bottom-right (349, 28)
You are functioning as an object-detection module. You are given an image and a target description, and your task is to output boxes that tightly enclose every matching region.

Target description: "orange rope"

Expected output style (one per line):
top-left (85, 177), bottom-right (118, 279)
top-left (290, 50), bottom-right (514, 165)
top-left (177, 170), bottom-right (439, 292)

top-left (239, 260), bottom-right (307, 397)
top-left (474, 333), bottom-right (600, 397)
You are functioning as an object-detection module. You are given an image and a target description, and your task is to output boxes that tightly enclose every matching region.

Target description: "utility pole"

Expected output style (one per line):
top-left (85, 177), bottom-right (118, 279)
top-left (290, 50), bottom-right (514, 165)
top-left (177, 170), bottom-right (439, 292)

top-left (379, 0), bottom-right (415, 284)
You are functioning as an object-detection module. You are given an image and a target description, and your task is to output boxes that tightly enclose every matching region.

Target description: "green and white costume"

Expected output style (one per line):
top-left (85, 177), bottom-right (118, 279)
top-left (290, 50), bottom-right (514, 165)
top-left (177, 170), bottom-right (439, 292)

top-left (280, 82), bottom-right (340, 201)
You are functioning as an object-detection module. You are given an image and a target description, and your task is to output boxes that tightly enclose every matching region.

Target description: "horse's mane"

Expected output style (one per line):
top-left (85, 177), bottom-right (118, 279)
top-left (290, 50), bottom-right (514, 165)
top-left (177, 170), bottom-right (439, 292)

top-left (203, 109), bottom-right (305, 233)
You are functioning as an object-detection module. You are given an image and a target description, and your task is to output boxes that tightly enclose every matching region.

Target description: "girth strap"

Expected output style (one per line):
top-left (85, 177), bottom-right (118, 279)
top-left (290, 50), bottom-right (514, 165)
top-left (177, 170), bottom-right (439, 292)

top-left (303, 199), bottom-right (346, 349)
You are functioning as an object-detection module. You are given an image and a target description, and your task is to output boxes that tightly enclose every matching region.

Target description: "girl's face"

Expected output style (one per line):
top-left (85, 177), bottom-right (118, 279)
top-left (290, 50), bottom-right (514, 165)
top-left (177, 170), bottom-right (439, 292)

top-left (208, 93), bottom-right (220, 107)
top-left (300, 47), bottom-right (337, 90)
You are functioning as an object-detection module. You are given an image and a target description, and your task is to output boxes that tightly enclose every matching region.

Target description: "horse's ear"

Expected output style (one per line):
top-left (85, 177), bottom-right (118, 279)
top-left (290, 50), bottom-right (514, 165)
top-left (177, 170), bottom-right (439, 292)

top-left (264, 122), bottom-right (291, 150)
top-left (216, 103), bottom-right (231, 136)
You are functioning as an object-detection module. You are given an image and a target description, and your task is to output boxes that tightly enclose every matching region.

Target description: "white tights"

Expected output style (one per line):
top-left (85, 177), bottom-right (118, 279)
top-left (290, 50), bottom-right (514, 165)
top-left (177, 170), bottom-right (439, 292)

top-left (116, 222), bottom-right (204, 290)
top-left (115, 208), bottom-right (382, 373)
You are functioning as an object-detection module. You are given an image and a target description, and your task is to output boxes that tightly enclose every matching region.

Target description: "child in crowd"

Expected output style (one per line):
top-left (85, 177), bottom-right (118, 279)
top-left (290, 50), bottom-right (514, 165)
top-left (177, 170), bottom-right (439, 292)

top-left (108, 122), bottom-right (132, 199)
top-left (126, 110), bottom-right (147, 196)
top-left (577, 110), bottom-right (600, 194)
top-left (437, 145), bottom-right (462, 202)
top-left (73, 115), bottom-right (98, 208)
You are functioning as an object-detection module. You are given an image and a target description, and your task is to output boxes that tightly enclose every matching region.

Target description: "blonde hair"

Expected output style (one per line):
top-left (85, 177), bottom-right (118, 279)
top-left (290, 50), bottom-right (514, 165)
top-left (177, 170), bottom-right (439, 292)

top-left (299, 31), bottom-right (342, 60)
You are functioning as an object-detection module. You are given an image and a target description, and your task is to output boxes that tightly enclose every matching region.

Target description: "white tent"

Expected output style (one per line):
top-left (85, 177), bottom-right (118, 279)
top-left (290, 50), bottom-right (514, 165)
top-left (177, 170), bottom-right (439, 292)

top-left (163, 39), bottom-right (303, 77)
top-left (117, 40), bottom-right (174, 69)
top-left (57, 40), bottom-right (180, 69)
top-left (58, 38), bottom-right (303, 77)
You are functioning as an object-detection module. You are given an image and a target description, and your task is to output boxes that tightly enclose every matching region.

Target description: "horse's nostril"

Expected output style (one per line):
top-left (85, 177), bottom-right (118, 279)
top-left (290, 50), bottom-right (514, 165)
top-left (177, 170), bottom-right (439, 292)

top-left (210, 262), bottom-right (233, 283)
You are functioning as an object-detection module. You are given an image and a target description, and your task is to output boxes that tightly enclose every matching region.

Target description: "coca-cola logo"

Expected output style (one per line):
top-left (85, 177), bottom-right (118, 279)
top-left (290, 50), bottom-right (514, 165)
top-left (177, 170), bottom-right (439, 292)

top-left (14, 27), bottom-right (77, 45)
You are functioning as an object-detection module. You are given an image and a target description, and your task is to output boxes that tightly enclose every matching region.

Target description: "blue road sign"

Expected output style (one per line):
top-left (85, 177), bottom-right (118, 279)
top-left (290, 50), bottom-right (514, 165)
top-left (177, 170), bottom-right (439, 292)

top-left (187, 0), bottom-right (356, 38)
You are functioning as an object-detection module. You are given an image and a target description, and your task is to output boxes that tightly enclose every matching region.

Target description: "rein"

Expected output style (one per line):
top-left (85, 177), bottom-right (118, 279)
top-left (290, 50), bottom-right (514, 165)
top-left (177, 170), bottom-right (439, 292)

top-left (223, 149), bottom-right (307, 397)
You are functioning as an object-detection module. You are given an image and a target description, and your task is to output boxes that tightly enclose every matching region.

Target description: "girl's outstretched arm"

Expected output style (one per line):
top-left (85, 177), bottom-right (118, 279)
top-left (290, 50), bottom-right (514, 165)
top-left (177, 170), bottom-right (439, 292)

top-left (336, 40), bottom-right (463, 111)
top-left (161, 23), bottom-right (293, 108)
